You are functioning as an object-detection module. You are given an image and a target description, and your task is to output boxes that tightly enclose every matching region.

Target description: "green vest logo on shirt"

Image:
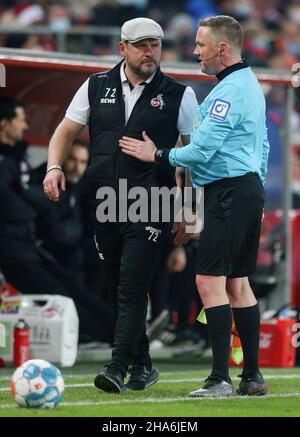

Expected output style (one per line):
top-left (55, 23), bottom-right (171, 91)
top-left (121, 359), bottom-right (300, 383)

top-left (194, 113), bottom-right (201, 129)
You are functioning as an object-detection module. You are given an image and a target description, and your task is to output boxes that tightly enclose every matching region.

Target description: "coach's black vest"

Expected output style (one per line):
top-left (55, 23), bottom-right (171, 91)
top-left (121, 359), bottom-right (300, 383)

top-left (86, 61), bottom-right (186, 196)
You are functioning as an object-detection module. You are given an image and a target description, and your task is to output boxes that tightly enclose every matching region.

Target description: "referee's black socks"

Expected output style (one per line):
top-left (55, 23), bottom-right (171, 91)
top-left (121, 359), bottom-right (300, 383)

top-left (205, 304), bottom-right (232, 383)
top-left (232, 304), bottom-right (260, 376)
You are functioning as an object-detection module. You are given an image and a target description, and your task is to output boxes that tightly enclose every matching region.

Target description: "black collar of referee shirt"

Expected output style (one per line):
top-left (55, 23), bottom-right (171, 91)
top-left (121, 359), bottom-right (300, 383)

top-left (216, 60), bottom-right (249, 82)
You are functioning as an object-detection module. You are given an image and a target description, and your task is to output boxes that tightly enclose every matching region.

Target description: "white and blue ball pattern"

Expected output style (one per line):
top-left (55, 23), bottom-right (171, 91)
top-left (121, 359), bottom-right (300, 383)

top-left (11, 359), bottom-right (64, 409)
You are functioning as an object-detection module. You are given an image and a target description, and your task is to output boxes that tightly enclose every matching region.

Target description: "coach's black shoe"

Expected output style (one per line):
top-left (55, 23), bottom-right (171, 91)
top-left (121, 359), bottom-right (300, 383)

top-left (94, 365), bottom-right (125, 393)
top-left (189, 376), bottom-right (236, 398)
top-left (125, 365), bottom-right (159, 391)
top-left (237, 371), bottom-right (267, 396)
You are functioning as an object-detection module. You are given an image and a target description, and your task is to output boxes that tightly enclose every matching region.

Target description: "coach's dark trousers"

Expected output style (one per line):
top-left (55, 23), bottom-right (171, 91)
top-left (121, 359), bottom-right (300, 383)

top-left (94, 219), bottom-right (171, 371)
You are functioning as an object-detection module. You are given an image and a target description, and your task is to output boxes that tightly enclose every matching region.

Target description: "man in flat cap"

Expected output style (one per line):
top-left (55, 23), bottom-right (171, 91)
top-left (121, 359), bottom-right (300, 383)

top-left (43, 17), bottom-right (198, 393)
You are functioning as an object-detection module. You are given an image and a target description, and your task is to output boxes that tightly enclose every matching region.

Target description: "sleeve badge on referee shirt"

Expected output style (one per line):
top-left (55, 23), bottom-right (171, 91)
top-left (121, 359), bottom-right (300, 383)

top-left (209, 99), bottom-right (231, 121)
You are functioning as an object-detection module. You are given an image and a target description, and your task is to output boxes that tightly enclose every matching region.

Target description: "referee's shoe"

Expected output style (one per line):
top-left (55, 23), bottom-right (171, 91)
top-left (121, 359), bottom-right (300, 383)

top-left (237, 371), bottom-right (267, 396)
top-left (189, 376), bottom-right (236, 398)
top-left (125, 365), bottom-right (159, 391)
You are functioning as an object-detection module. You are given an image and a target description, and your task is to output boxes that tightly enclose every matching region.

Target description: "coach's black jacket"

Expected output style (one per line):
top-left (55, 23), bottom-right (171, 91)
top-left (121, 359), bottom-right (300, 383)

top-left (86, 61), bottom-right (186, 197)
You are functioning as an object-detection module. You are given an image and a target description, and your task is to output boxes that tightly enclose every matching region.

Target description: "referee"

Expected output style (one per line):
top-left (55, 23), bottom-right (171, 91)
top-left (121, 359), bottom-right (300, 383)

top-left (43, 17), bottom-right (198, 393)
top-left (120, 15), bottom-right (270, 397)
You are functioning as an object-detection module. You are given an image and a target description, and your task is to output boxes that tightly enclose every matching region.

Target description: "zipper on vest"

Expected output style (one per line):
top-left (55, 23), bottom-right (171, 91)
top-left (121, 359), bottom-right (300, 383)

top-left (114, 146), bottom-right (121, 193)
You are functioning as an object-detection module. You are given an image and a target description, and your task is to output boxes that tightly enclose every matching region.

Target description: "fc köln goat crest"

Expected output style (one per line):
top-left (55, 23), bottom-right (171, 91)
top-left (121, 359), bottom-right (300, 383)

top-left (151, 94), bottom-right (165, 110)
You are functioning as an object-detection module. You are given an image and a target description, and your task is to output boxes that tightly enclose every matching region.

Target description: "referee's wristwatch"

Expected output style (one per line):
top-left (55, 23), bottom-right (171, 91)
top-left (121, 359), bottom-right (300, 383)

top-left (154, 148), bottom-right (170, 163)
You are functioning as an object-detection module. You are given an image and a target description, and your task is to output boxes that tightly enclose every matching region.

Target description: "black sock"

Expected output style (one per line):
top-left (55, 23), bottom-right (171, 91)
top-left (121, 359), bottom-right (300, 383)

top-left (205, 304), bottom-right (232, 382)
top-left (232, 304), bottom-right (260, 376)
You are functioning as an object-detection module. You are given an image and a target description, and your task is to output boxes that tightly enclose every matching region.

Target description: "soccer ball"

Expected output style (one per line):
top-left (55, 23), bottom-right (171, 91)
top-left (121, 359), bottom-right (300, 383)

top-left (11, 359), bottom-right (64, 409)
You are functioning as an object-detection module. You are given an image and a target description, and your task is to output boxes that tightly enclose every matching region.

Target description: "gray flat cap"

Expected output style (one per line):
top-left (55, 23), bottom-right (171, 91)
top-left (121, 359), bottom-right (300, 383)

top-left (121, 17), bottom-right (164, 43)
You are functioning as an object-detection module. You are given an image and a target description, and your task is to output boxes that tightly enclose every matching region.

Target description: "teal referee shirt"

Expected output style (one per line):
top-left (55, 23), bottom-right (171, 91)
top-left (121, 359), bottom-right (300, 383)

top-left (168, 63), bottom-right (270, 186)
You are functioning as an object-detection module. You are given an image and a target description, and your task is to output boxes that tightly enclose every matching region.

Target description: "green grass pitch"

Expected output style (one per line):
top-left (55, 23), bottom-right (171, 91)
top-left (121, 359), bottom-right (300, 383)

top-left (1, 360), bottom-right (300, 417)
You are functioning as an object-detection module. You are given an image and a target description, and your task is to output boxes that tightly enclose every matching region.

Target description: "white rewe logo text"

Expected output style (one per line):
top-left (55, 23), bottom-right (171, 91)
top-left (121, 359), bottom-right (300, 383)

top-left (100, 98), bottom-right (116, 104)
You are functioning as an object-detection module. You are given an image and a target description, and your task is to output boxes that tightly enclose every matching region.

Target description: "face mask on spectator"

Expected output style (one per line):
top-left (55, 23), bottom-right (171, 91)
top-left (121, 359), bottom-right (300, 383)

top-left (286, 42), bottom-right (300, 56)
top-left (253, 37), bottom-right (269, 50)
top-left (289, 8), bottom-right (300, 24)
top-left (50, 17), bottom-right (71, 32)
top-left (234, 1), bottom-right (253, 18)
top-left (292, 181), bottom-right (300, 194)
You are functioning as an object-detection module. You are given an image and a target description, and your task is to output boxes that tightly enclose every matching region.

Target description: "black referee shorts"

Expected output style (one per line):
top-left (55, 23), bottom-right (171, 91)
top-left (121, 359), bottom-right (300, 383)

top-left (196, 172), bottom-right (265, 278)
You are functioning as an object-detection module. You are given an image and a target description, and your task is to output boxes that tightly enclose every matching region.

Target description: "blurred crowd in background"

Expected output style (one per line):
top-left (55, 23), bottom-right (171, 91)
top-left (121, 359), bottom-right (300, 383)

top-left (1, 0), bottom-right (300, 69)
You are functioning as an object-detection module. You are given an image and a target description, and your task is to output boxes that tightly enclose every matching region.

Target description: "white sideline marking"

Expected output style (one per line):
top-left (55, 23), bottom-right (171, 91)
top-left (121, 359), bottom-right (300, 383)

top-left (62, 392), bottom-right (300, 404)
top-left (1, 374), bottom-right (300, 393)
top-left (1, 392), bottom-right (300, 409)
top-left (0, 370), bottom-right (298, 382)
top-left (0, 371), bottom-right (200, 381)
top-left (1, 372), bottom-right (300, 382)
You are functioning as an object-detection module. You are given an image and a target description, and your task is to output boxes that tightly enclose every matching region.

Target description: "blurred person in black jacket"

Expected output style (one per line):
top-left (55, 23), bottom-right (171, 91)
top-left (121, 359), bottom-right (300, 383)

top-left (32, 140), bottom-right (106, 298)
top-left (0, 97), bottom-right (115, 345)
top-left (32, 140), bottom-right (89, 274)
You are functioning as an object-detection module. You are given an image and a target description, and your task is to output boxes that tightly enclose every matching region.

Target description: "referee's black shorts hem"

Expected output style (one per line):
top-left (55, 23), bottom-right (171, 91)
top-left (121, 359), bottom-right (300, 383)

top-left (196, 172), bottom-right (265, 278)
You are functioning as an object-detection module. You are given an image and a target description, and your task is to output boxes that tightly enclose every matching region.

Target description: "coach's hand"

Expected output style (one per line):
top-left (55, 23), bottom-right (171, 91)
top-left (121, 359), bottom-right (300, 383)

top-left (119, 131), bottom-right (157, 162)
top-left (43, 169), bottom-right (66, 202)
top-left (172, 207), bottom-right (202, 245)
top-left (172, 221), bottom-right (192, 245)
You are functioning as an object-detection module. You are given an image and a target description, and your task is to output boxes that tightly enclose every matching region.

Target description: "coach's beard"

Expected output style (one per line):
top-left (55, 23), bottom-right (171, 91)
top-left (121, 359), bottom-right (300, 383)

top-left (129, 60), bottom-right (158, 80)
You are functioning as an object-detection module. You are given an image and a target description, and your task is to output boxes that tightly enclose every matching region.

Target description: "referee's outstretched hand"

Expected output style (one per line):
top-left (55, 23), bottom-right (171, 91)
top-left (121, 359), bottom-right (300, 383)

top-left (119, 131), bottom-right (157, 162)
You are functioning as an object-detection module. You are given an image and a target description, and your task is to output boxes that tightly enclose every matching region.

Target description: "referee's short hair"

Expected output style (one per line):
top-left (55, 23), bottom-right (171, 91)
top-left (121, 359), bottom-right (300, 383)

top-left (198, 15), bottom-right (243, 51)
